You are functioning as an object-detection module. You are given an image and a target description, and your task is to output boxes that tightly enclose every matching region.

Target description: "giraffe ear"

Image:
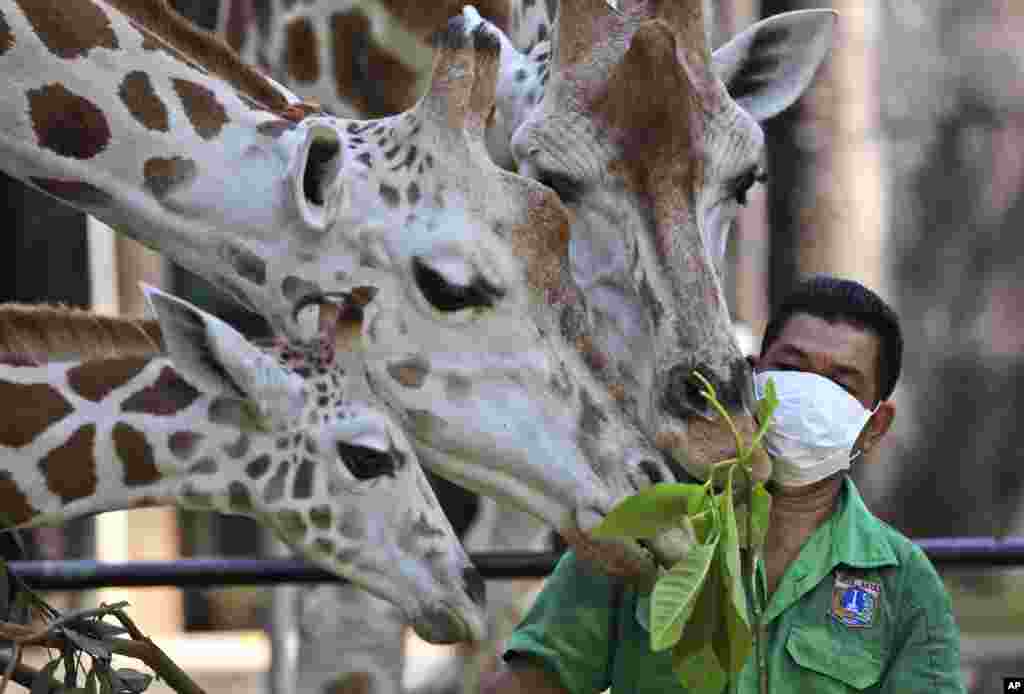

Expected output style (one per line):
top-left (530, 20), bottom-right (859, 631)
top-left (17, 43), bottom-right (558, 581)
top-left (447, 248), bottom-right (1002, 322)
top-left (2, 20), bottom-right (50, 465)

top-left (712, 9), bottom-right (837, 122)
top-left (141, 284), bottom-right (304, 425)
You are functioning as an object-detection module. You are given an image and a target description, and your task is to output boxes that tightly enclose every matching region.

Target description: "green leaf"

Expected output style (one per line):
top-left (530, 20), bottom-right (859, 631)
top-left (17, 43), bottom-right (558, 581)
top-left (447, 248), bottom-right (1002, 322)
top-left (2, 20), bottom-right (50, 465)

top-left (715, 473), bottom-right (747, 625)
top-left (114, 668), bottom-right (154, 694)
top-left (63, 628), bottom-right (112, 661)
top-left (673, 641), bottom-right (728, 694)
top-left (734, 504), bottom-right (749, 548)
top-left (690, 510), bottom-right (713, 544)
top-left (650, 534), bottom-right (719, 651)
top-left (591, 483), bottom-right (707, 540)
top-left (749, 482), bottom-right (772, 552)
top-left (714, 547), bottom-right (753, 674)
top-left (672, 559), bottom-right (726, 693)
top-left (750, 377), bottom-right (780, 453)
top-left (85, 668), bottom-right (99, 694)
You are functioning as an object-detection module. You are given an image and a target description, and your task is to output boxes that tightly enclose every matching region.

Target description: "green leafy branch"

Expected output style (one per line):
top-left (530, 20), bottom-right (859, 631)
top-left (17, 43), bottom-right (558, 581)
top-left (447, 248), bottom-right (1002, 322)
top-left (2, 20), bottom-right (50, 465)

top-left (592, 374), bottom-right (779, 694)
top-left (0, 541), bottom-right (204, 694)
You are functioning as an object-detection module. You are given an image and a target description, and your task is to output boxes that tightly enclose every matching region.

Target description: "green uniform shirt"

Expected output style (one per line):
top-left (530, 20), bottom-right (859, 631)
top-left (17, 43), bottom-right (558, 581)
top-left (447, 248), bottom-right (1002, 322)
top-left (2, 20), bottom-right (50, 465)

top-left (505, 477), bottom-right (965, 693)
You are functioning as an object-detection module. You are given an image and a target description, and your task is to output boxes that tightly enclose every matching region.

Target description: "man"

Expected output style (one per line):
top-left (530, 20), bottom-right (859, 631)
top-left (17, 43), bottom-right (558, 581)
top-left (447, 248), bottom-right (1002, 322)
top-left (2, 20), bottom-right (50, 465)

top-left (483, 276), bottom-right (965, 693)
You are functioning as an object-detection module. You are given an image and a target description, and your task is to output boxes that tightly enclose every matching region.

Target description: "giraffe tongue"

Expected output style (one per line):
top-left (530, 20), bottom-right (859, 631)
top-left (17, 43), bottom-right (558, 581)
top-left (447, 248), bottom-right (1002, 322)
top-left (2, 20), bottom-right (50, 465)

top-left (317, 302), bottom-right (341, 363)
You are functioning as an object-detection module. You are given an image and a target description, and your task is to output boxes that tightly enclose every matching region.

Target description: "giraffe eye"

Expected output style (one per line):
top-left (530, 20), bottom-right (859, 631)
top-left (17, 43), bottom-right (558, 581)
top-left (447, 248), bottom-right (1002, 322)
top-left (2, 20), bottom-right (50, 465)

top-left (535, 169), bottom-right (581, 205)
top-left (336, 442), bottom-right (397, 479)
top-left (411, 257), bottom-right (505, 312)
top-left (732, 167), bottom-right (767, 206)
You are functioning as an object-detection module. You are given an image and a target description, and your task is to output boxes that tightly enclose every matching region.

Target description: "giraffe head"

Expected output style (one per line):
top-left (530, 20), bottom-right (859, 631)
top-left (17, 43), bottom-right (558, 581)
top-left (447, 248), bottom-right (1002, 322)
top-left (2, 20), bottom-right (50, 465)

top-left (303, 10), bottom-right (686, 576)
top-left (141, 286), bottom-right (486, 644)
top-left (509, 0), bottom-right (836, 481)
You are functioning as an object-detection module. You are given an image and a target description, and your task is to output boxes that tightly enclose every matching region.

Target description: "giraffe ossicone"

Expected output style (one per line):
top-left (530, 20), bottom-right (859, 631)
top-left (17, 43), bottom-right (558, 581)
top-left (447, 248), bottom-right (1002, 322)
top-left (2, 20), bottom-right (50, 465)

top-left (0, 288), bottom-right (487, 645)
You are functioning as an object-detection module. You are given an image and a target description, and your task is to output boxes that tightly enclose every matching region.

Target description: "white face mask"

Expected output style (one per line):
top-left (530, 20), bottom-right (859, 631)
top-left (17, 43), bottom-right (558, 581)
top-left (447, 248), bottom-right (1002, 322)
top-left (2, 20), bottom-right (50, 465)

top-left (754, 370), bottom-right (878, 486)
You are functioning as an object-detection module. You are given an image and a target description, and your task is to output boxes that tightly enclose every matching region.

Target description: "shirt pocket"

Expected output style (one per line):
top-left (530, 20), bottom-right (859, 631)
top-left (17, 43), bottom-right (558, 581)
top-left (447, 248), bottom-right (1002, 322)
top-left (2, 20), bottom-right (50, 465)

top-left (786, 624), bottom-right (883, 691)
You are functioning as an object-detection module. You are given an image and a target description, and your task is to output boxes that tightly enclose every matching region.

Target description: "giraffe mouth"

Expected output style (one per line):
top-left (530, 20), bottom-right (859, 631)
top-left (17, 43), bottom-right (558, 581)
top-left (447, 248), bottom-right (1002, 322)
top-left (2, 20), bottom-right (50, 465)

top-left (292, 288), bottom-right (379, 355)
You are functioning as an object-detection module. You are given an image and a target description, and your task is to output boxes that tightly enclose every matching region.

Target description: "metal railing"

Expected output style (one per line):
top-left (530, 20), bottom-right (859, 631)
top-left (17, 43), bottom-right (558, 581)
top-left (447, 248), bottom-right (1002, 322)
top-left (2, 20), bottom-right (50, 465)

top-left (7, 538), bottom-right (1024, 590)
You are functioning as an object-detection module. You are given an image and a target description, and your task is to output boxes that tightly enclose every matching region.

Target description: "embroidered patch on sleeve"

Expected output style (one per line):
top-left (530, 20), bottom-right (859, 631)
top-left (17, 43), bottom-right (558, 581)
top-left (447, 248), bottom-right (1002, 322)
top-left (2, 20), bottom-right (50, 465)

top-left (831, 572), bottom-right (881, 628)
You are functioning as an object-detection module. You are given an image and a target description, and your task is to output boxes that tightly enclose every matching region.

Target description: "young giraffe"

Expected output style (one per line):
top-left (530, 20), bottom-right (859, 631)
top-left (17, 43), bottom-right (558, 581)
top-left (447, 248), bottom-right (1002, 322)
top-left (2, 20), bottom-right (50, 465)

top-left (0, 287), bottom-right (488, 645)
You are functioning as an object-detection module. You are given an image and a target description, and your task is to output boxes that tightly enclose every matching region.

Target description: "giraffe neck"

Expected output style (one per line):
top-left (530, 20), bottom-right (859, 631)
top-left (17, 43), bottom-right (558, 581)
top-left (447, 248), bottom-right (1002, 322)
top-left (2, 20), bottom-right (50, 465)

top-left (0, 303), bottom-right (163, 364)
top-left (0, 0), bottom-right (332, 329)
top-left (0, 352), bottom-right (284, 529)
top-left (220, 0), bottom-right (554, 119)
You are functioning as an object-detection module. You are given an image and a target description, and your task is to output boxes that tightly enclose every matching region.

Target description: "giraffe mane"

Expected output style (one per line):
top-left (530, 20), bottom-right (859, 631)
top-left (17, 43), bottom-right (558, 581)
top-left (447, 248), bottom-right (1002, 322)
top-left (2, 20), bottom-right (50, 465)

top-left (109, 0), bottom-right (292, 113)
top-left (0, 304), bottom-right (163, 365)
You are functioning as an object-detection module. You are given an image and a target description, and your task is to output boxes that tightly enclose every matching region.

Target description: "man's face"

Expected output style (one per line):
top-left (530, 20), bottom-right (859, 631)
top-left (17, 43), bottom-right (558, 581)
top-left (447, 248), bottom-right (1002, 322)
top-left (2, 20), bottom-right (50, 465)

top-left (755, 313), bottom-right (881, 409)
top-left (752, 312), bottom-right (895, 462)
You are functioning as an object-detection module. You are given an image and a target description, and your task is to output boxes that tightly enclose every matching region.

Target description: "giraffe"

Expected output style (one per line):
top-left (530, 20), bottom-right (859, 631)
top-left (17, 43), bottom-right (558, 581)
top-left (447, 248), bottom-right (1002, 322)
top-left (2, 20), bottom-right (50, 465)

top-left (0, 0), bottom-right (685, 579)
top-left (0, 286), bottom-right (488, 645)
top-left (510, 0), bottom-right (837, 483)
top-left (216, 0), bottom-right (554, 118)
top-left (215, 0), bottom-right (554, 169)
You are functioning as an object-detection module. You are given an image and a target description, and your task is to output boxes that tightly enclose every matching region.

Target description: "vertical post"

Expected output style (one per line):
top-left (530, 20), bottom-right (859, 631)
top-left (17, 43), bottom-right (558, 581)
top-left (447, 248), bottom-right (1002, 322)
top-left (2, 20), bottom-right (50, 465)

top-left (760, 0), bottom-right (884, 311)
top-left (1, 171), bottom-right (95, 608)
top-left (92, 228), bottom-right (184, 635)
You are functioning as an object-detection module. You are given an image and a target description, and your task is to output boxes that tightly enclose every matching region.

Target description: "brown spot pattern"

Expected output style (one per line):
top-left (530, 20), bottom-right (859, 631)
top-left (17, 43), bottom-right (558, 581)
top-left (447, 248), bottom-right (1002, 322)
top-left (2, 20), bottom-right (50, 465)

top-left (119, 71), bottom-right (169, 132)
top-left (284, 17), bottom-right (319, 83)
top-left (0, 470), bottom-right (37, 525)
top-left (143, 156), bottom-right (197, 199)
top-left (387, 356), bottom-right (430, 389)
top-left (28, 177), bottom-right (112, 208)
top-left (121, 366), bottom-right (201, 416)
top-left (68, 357), bottom-right (148, 403)
top-left (0, 10), bottom-right (14, 56)
top-left (0, 381), bottom-right (72, 448)
top-left (28, 83), bottom-right (110, 159)
top-left (169, 431), bottom-right (203, 460)
top-left (330, 11), bottom-right (419, 116)
top-left (172, 79), bottom-right (229, 139)
top-left (112, 422), bottom-right (161, 486)
top-left (39, 424), bottom-right (97, 504)
top-left (16, 0), bottom-right (117, 59)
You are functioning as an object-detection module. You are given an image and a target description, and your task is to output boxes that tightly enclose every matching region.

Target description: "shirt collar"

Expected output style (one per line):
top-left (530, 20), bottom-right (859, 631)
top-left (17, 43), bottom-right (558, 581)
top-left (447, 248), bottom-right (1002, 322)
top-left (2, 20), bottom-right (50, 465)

top-left (763, 475), bottom-right (897, 623)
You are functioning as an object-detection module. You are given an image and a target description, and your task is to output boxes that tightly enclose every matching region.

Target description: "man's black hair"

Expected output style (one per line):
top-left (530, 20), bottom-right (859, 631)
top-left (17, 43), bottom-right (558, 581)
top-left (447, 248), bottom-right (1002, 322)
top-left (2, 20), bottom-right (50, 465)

top-left (760, 275), bottom-right (903, 402)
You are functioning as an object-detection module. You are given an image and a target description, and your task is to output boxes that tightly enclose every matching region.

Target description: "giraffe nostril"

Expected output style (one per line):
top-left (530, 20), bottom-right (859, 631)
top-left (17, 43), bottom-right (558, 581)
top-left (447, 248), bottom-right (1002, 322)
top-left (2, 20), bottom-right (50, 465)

top-left (638, 460), bottom-right (665, 485)
top-left (463, 566), bottom-right (486, 606)
top-left (663, 364), bottom-right (713, 419)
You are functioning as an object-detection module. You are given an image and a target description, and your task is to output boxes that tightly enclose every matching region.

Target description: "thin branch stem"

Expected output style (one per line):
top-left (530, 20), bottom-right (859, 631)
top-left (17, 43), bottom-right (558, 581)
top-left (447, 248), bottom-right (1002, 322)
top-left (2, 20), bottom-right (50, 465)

top-left (0, 621), bottom-right (206, 694)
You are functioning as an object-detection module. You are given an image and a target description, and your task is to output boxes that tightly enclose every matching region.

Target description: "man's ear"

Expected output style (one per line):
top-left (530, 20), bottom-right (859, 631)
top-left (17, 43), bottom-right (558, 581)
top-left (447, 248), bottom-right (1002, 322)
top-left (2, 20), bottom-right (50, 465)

top-left (859, 400), bottom-right (895, 457)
